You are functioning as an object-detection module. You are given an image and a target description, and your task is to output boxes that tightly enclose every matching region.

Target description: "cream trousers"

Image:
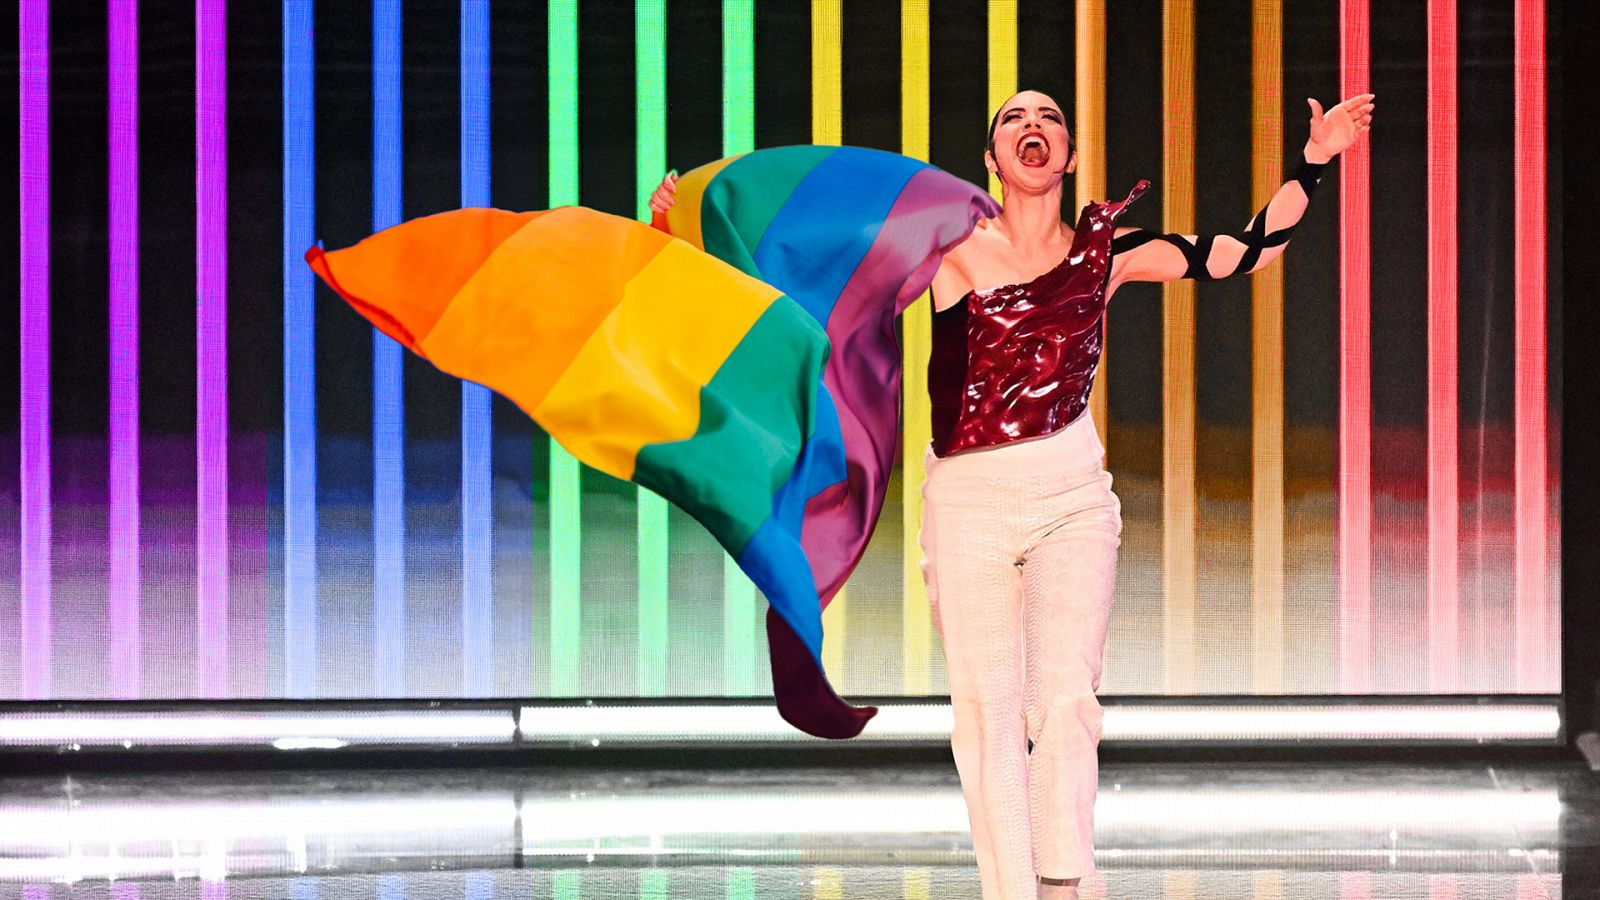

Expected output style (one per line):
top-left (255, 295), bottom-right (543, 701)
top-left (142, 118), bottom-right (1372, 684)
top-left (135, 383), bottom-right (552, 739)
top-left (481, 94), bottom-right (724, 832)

top-left (918, 412), bottom-right (1121, 899)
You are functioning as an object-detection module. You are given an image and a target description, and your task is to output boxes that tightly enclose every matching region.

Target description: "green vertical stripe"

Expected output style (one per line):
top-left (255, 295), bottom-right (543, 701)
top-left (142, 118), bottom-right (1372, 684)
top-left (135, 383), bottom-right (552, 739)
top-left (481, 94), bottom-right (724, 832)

top-left (722, 0), bottom-right (754, 155)
top-left (635, 0), bottom-right (670, 697)
top-left (547, 0), bottom-right (582, 695)
top-left (721, 0), bottom-right (758, 696)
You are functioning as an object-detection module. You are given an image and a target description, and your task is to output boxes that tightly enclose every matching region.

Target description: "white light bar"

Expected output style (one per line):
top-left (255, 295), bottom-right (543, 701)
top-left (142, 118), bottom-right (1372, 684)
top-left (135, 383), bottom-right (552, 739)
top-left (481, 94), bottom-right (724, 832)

top-left (519, 700), bottom-right (1561, 744)
top-left (0, 781), bottom-right (1556, 881)
top-left (0, 710), bottom-right (517, 748)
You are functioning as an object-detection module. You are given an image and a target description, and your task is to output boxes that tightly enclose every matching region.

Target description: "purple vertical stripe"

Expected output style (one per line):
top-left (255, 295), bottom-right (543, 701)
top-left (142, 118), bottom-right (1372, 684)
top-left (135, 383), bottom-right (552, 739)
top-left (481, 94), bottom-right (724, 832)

top-left (19, 0), bottom-right (52, 700)
top-left (196, 0), bottom-right (229, 696)
top-left (108, 0), bottom-right (141, 698)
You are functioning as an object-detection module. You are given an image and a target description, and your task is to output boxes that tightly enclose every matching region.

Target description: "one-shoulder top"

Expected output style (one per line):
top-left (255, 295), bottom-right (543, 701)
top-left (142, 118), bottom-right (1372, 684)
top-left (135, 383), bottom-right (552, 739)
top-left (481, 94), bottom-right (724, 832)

top-left (928, 179), bottom-right (1149, 458)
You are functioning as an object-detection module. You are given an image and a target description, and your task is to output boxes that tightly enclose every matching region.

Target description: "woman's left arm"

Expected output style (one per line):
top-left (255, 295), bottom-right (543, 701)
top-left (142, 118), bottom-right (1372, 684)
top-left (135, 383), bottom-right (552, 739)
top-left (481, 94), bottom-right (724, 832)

top-left (1109, 92), bottom-right (1374, 286)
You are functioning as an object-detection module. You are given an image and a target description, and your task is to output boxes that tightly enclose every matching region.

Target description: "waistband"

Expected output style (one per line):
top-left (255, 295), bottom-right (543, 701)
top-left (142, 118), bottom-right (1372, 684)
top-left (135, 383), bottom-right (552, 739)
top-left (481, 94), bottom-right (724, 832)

top-left (924, 411), bottom-right (1106, 480)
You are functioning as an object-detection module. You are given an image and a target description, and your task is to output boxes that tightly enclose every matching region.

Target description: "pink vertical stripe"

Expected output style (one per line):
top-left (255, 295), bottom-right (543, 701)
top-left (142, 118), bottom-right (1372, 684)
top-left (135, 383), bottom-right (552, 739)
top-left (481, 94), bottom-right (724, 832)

top-left (19, 0), bottom-right (52, 700)
top-left (196, 0), bottom-right (229, 696)
top-left (108, 0), bottom-right (142, 698)
top-left (1513, 0), bottom-right (1548, 691)
top-left (1337, 0), bottom-right (1372, 693)
top-left (1426, 0), bottom-right (1459, 692)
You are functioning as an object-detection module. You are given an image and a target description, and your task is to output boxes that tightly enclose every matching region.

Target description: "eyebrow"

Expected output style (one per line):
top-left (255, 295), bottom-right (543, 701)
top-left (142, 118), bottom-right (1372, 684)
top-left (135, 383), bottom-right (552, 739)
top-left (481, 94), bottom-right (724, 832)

top-left (1004, 105), bottom-right (1063, 118)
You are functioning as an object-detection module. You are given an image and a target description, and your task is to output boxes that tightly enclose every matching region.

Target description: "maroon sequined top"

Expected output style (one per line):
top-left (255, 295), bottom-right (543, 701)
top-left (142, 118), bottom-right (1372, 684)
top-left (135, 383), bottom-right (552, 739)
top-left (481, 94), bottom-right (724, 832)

top-left (929, 179), bottom-right (1150, 458)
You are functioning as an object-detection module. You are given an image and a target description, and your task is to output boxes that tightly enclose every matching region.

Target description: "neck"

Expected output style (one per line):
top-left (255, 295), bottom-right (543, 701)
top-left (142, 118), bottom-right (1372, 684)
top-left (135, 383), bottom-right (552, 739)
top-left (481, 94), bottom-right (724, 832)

top-left (994, 179), bottom-right (1068, 251)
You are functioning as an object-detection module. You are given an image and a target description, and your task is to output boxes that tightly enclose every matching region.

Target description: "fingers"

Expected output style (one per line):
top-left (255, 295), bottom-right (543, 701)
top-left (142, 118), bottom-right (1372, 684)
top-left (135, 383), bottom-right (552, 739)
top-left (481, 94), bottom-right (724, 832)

top-left (1307, 97), bottom-right (1325, 119)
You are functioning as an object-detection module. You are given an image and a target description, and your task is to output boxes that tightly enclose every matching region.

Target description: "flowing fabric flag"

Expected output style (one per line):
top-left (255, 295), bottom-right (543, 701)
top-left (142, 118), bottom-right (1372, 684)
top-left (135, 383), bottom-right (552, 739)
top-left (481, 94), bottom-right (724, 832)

top-left (306, 145), bottom-right (998, 738)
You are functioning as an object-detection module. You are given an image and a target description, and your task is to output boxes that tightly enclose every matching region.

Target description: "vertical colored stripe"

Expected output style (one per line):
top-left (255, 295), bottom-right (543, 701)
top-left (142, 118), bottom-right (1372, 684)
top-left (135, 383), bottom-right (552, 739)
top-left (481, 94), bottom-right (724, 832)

top-left (1513, 0), bottom-right (1548, 690)
top-left (722, 0), bottom-right (758, 696)
top-left (372, 0), bottom-right (406, 695)
top-left (811, 0), bottom-right (847, 684)
top-left (986, 1), bottom-right (1017, 202)
top-left (900, 0), bottom-right (933, 695)
top-left (1075, 0), bottom-right (1108, 452)
top-left (1426, 0), bottom-right (1459, 692)
top-left (547, 0), bottom-right (582, 695)
top-left (811, 1), bottom-right (842, 146)
top-left (1337, 0), bottom-right (1373, 693)
top-left (196, 0), bottom-right (229, 696)
top-left (283, 0), bottom-right (317, 698)
top-left (460, 0), bottom-right (494, 696)
top-left (635, 0), bottom-right (669, 697)
top-left (109, 0), bottom-right (141, 697)
top-left (19, 0), bottom-right (51, 700)
top-left (1250, 0), bottom-right (1285, 692)
top-left (1161, 0), bottom-right (1197, 693)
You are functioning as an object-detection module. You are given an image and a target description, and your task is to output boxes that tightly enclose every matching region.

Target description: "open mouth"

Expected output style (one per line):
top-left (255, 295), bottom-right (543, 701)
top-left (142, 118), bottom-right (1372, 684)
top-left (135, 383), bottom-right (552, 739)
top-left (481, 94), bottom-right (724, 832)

top-left (1017, 133), bottom-right (1050, 167)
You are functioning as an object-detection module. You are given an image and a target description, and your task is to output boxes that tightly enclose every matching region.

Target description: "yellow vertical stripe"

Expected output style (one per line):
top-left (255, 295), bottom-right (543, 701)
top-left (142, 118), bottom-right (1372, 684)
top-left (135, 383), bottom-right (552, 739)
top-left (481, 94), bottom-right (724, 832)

top-left (1162, 0), bottom-right (1198, 693)
top-left (901, 0), bottom-right (933, 695)
top-left (1250, 0), bottom-right (1285, 692)
top-left (986, 1), bottom-right (1017, 201)
top-left (811, 1), bottom-right (843, 146)
top-left (812, 0), bottom-right (848, 681)
top-left (1076, 0), bottom-right (1109, 458)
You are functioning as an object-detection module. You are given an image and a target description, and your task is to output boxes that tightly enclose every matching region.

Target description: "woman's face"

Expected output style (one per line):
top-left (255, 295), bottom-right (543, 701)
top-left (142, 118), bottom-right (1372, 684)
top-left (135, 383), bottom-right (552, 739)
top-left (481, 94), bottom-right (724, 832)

top-left (985, 90), bottom-right (1076, 191)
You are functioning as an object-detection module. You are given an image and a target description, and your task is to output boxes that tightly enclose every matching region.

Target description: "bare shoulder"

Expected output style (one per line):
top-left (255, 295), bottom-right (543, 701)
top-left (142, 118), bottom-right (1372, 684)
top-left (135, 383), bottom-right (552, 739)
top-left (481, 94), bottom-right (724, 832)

top-left (930, 218), bottom-right (993, 312)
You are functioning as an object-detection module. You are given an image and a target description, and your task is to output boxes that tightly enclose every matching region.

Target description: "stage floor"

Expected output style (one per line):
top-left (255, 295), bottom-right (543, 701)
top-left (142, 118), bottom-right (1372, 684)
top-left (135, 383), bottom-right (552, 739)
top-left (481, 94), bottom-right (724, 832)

top-left (0, 759), bottom-right (1588, 898)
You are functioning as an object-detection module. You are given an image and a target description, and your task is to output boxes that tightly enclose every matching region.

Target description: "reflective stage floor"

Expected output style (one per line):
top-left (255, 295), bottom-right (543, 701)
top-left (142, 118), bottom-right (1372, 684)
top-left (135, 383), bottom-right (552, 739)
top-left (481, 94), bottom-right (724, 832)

top-left (0, 759), bottom-right (1591, 899)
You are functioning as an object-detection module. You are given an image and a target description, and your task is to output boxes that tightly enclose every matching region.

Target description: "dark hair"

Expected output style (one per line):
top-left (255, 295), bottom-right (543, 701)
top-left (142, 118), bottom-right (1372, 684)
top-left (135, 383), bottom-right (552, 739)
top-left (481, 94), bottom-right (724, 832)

top-left (986, 95), bottom-right (1076, 158)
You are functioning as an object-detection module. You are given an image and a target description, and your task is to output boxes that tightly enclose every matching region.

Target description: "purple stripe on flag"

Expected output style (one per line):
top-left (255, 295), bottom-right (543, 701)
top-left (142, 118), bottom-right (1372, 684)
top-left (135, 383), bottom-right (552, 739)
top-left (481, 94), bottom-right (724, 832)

top-left (108, 0), bottom-right (142, 697)
top-left (799, 167), bottom-right (996, 601)
top-left (19, 0), bottom-right (52, 700)
top-left (196, 0), bottom-right (229, 696)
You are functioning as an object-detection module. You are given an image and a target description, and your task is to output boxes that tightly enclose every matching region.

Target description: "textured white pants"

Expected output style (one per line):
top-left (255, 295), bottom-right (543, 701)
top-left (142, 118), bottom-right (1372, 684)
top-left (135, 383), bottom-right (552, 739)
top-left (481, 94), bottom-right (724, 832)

top-left (918, 413), bottom-right (1121, 899)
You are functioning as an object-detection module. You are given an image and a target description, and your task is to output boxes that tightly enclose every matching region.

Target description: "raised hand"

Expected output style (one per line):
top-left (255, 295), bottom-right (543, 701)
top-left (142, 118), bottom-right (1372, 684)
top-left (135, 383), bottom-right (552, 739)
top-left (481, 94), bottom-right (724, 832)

top-left (647, 170), bottom-right (678, 215)
top-left (1305, 92), bottom-right (1374, 162)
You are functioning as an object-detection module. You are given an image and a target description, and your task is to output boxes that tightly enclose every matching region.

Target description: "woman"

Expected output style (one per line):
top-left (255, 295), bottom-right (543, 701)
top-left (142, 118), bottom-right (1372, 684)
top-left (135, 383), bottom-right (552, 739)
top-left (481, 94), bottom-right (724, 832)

top-left (654, 86), bottom-right (1374, 900)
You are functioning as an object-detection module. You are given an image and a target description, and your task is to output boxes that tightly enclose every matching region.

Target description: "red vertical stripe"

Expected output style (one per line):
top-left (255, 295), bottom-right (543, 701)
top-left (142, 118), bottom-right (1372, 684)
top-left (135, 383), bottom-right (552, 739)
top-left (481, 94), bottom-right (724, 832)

top-left (1426, 0), bottom-right (1459, 692)
top-left (1513, 0), bottom-right (1549, 691)
top-left (1338, 0), bottom-right (1372, 693)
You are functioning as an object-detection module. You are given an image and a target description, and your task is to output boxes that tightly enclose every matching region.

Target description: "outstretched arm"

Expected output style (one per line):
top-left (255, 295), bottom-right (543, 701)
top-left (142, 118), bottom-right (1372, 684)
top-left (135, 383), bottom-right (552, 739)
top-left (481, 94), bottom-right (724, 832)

top-left (1109, 92), bottom-right (1374, 285)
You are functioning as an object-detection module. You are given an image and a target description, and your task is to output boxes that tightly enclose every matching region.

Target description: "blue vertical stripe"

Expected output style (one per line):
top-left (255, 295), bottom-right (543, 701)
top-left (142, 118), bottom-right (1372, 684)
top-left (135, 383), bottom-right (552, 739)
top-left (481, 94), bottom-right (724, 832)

top-left (464, 872), bottom-right (493, 900)
top-left (459, 0), bottom-right (494, 695)
top-left (282, 0), bottom-right (317, 698)
top-left (371, 0), bottom-right (405, 696)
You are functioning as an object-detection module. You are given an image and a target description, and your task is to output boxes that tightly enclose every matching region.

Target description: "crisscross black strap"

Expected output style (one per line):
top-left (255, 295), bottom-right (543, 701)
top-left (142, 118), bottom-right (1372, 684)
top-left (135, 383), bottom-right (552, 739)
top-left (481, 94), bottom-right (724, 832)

top-left (1109, 157), bottom-right (1327, 281)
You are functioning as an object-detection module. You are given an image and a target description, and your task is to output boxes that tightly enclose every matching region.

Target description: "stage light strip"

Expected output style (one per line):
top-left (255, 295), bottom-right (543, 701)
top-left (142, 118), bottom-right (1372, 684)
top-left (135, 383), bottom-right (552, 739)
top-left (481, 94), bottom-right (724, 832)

top-left (0, 786), bottom-right (1558, 881)
top-left (721, 0), bottom-right (759, 696)
top-left (1338, 0), bottom-right (1373, 693)
top-left (0, 711), bottom-right (517, 746)
top-left (1426, 0), bottom-right (1460, 692)
top-left (1250, 0), bottom-right (1285, 692)
top-left (1162, 0), bottom-right (1198, 693)
top-left (18, 0), bottom-right (51, 700)
top-left (547, 0), bottom-right (582, 696)
top-left (1076, 0), bottom-right (1108, 455)
top-left (460, 0), bottom-right (494, 696)
top-left (517, 700), bottom-right (1560, 744)
top-left (108, 0), bottom-right (141, 697)
top-left (985, 0), bottom-right (1016, 202)
top-left (635, 0), bottom-right (669, 697)
top-left (196, 0), bottom-right (229, 696)
top-left (372, 0), bottom-right (406, 695)
top-left (900, 0), bottom-right (933, 695)
top-left (283, 0), bottom-right (318, 698)
top-left (1513, 0), bottom-right (1549, 691)
top-left (811, 0), bottom-right (848, 681)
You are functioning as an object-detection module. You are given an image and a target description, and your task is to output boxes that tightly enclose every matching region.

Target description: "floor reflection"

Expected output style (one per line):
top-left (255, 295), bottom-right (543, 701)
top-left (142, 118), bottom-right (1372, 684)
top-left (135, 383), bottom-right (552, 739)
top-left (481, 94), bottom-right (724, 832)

top-left (0, 762), bottom-right (1579, 898)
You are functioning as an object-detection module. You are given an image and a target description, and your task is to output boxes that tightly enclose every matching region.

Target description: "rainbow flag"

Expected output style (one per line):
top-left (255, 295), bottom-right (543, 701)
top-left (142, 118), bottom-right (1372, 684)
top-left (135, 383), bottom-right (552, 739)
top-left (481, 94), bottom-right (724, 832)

top-left (307, 145), bottom-right (998, 738)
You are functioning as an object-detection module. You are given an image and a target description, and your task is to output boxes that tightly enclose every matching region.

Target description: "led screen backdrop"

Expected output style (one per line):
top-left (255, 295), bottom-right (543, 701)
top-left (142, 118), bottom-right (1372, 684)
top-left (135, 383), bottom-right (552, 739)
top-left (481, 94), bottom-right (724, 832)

top-left (2, 0), bottom-right (1560, 701)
